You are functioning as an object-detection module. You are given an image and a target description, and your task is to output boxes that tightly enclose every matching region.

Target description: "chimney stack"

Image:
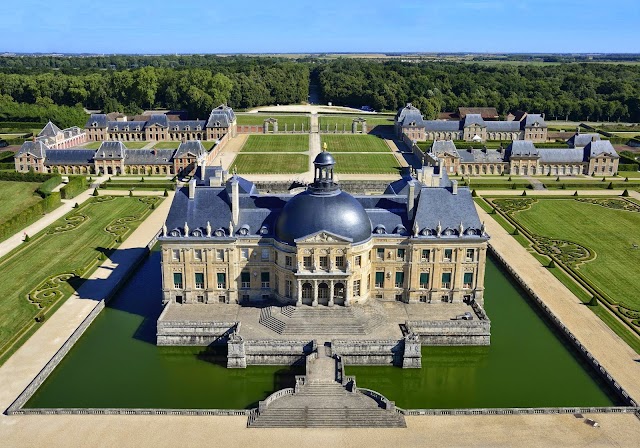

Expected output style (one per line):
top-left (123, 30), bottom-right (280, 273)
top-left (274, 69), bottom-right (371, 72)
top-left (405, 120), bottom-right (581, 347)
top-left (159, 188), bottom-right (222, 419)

top-left (452, 180), bottom-right (458, 195)
top-left (231, 177), bottom-right (240, 226)
top-left (188, 178), bottom-right (196, 199)
top-left (407, 181), bottom-right (416, 220)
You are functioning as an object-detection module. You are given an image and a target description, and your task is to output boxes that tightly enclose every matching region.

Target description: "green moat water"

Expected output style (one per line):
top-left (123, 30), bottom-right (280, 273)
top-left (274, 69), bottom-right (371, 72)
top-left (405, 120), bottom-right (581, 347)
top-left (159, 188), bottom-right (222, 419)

top-left (26, 252), bottom-right (619, 409)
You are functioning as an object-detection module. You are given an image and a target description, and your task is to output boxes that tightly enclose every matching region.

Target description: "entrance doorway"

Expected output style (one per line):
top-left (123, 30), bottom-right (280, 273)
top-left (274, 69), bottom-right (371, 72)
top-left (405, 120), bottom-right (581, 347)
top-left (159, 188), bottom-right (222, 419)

top-left (318, 282), bottom-right (329, 306)
top-left (333, 282), bottom-right (345, 306)
top-left (302, 282), bottom-right (313, 306)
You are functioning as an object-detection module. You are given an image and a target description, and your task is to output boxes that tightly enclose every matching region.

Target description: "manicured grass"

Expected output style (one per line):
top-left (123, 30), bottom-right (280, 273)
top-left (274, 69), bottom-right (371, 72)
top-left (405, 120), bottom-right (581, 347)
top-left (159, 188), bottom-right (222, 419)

top-left (0, 181), bottom-right (43, 224)
top-left (236, 114), bottom-right (310, 130)
top-left (152, 141), bottom-right (179, 149)
top-left (81, 141), bottom-right (149, 149)
top-left (619, 170), bottom-right (640, 178)
top-left (320, 135), bottom-right (390, 153)
top-left (318, 115), bottom-right (393, 131)
top-left (0, 196), bottom-right (160, 365)
top-left (332, 154), bottom-right (400, 174)
top-left (241, 135), bottom-right (309, 152)
top-left (231, 153), bottom-right (308, 174)
top-left (513, 199), bottom-right (640, 310)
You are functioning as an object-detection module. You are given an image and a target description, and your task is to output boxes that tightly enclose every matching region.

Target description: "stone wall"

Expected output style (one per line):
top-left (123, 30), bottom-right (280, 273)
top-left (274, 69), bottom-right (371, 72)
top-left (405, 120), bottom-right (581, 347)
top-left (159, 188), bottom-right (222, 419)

top-left (406, 303), bottom-right (491, 346)
top-left (156, 319), bottom-right (238, 346)
top-left (331, 339), bottom-right (403, 366)
top-left (227, 338), bottom-right (315, 367)
top-left (253, 180), bottom-right (391, 195)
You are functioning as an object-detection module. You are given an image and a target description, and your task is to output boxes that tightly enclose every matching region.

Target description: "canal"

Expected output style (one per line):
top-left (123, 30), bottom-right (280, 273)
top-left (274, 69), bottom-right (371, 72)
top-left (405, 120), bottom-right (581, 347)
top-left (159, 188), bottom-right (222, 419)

top-left (25, 252), bottom-right (619, 409)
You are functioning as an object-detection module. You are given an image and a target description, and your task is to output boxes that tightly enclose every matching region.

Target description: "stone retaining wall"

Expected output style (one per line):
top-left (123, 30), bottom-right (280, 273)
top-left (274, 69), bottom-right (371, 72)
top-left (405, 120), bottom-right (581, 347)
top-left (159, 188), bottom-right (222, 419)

top-left (243, 339), bottom-right (315, 365)
top-left (254, 180), bottom-right (391, 195)
top-left (489, 245), bottom-right (638, 408)
top-left (400, 406), bottom-right (638, 416)
top-left (407, 318), bottom-right (491, 346)
top-left (331, 339), bottom-right (403, 366)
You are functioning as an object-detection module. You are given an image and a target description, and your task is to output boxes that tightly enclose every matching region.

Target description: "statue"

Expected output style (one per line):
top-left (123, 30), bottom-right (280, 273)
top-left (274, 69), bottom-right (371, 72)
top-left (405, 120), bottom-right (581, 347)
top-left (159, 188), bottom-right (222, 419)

top-left (323, 141), bottom-right (328, 152)
top-left (183, 221), bottom-right (189, 237)
top-left (162, 222), bottom-right (167, 237)
top-left (206, 221), bottom-right (212, 238)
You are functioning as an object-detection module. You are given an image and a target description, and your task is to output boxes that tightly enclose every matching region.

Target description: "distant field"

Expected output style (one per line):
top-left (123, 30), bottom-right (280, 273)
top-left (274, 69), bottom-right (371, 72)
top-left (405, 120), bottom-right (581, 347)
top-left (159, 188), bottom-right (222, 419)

top-left (231, 153), bottom-right (308, 174)
top-left (332, 154), bottom-right (400, 174)
top-left (0, 181), bottom-right (43, 225)
top-left (318, 115), bottom-right (394, 131)
top-left (321, 135), bottom-right (390, 153)
top-left (236, 114), bottom-right (310, 130)
top-left (241, 135), bottom-right (309, 152)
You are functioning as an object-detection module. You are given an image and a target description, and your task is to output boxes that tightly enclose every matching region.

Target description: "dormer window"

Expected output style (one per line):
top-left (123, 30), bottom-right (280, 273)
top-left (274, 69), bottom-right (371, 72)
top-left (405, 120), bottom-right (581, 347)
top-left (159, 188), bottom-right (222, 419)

top-left (184, 126), bottom-right (190, 131)
top-left (174, 126), bottom-right (179, 131)
top-left (112, 126), bottom-right (118, 131)
top-left (196, 125), bottom-right (202, 131)
top-left (135, 126), bottom-right (141, 131)
top-left (92, 122), bottom-right (97, 127)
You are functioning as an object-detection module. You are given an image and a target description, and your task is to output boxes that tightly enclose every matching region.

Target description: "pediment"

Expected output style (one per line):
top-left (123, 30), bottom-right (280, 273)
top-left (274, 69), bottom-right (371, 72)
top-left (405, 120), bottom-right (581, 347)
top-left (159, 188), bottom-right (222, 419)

top-left (294, 230), bottom-right (353, 244)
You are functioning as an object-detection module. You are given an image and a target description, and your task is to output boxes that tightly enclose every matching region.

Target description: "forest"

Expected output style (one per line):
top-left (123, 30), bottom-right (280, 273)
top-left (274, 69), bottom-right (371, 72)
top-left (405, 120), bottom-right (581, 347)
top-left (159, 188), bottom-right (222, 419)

top-left (0, 55), bottom-right (639, 127)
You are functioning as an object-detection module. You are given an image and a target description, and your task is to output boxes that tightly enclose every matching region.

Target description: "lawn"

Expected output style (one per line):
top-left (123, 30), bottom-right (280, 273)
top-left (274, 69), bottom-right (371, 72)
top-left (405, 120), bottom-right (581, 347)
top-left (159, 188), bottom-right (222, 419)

top-left (236, 114), bottom-right (310, 131)
top-left (0, 196), bottom-right (160, 365)
top-left (0, 181), bottom-right (43, 224)
top-left (511, 198), bottom-right (640, 310)
top-left (318, 115), bottom-right (394, 132)
top-left (332, 154), bottom-right (401, 174)
top-left (81, 141), bottom-right (148, 149)
top-left (152, 141), bottom-right (180, 149)
top-left (320, 135), bottom-right (390, 153)
top-left (619, 170), bottom-right (640, 178)
top-left (241, 135), bottom-right (309, 152)
top-left (231, 153), bottom-right (308, 174)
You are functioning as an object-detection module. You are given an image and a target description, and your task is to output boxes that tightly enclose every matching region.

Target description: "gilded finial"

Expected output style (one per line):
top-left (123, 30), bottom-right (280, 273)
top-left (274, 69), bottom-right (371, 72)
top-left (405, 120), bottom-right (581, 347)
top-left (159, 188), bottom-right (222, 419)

top-left (322, 142), bottom-right (327, 152)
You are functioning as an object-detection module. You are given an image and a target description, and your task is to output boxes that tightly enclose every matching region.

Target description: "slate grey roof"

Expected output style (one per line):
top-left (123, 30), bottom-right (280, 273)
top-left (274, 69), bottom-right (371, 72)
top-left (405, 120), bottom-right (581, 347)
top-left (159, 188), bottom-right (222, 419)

top-left (146, 114), bottom-right (170, 128)
top-left (85, 114), bottom-right (108, 129)
top-left (384, 177), bottom-right (421, 196)
top-left (524, 114), bottom-right (547, 128)
top-left (38, 121), bottom-right (62, 138)
top-left (485, 121), bottom-right (521, 132)
top-left (107, 121), bottom-right (146, 132)
top-left (424, 120), bottom-right (461, 132)
top-left (508, 140), bottom-right (539, 157)
top-left (168, 120), bottom-right (206, 131)
top-left (585, 140), bottom-right (619, 158)
top-left (174, 141), bottom-right (206, 159)
top-left (458, 148), bottom-right (506, 163)
top-left (16, 141), bottom-right (48, 159)
top-left (537, 148), bottom-right (584, 163)
top-left (95, 141), bottom-right (127, 159)
top-left (431, 140), bottom-right (460, 158)
top-left (206, 104), bottom-right (236, 128)
top-left (44, 149), bottom-right (95, 166)
top-left (463, 114), bottom-right (486, 128)
top-left (124, 149), bottom-right (174, 165)
top-left (568, 133), bottom-right (600, 148)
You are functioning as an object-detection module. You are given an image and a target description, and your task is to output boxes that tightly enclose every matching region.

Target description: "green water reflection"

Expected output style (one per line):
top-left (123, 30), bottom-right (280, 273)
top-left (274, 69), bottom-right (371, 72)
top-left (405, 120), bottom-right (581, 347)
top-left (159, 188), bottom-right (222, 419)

top-left (26, 252), bottom-right (618, 409)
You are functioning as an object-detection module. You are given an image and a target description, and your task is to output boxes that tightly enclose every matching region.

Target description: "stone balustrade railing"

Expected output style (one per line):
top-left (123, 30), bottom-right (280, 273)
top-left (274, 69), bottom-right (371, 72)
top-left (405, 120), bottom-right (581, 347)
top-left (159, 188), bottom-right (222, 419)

top-left (258, 388), bottom-right (295, 413)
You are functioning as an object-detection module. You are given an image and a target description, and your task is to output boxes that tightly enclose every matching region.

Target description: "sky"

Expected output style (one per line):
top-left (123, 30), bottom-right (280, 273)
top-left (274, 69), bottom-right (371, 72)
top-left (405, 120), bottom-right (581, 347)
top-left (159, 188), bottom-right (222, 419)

top-left (2, 0), bottom-right (639, 54)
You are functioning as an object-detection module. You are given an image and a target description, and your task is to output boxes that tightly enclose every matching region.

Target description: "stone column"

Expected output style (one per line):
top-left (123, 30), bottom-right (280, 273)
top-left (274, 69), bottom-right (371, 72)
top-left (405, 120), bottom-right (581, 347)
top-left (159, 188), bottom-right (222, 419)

top-left (328, 279), bottom-right (334, 307)
top-left (312, 280), bottom-right (318, 307)
top-left (296, 279), bottom-right (302, 307)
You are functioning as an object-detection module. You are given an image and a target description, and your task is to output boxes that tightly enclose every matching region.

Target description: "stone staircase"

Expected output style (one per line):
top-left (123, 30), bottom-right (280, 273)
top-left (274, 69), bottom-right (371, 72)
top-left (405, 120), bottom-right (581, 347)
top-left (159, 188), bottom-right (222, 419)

top-left (258, 306), bottom-right (384, 336)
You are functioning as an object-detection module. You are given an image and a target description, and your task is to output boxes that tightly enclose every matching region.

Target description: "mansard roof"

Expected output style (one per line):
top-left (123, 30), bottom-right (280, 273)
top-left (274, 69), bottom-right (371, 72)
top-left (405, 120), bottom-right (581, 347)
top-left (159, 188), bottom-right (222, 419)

top-left (107, 121), bottom-right (146, 132)
top-left (167, 120), bottom-right (206, 131)
top-left (463, 114), bottom-right (486, 128)
top-left (585, 140), bottom-right (619, 158)
top-left (396, 103), bottom-right (425, 127)
top-left (431, 140), bottom-right (460, 158)
top-left (146, 114), bottom-right (170, 128)
top-left (568, 133), bottom-right (601, 148)
top-left (507, 140), bottom-right (539, 157)
top-left (485, 121), bottom-right (521, 132)
top-left (16, 140), bottom-right (48, 159)
top-left (95, 141), bottom-right (127, 159)
top-left (85, 114), bottom-right (108, 129)
top-left (524, 114), bottom-right (547, 128)
top-left (44, 149), bottom-right (95, 166)
top-left (124, 149), bottom-right (174, 165)
top-left (206, 104), bottom-right (236, 128)
top-left (537, 148), bottom-right (584, 163)
top-left (174, 141), bottom-right (206, 159)
top-left (38, 121), bottom-right (62, 138)
top-left (458, 148), bottom-right (506, 163)
top-left (424, 120), bottom-right (461, 132)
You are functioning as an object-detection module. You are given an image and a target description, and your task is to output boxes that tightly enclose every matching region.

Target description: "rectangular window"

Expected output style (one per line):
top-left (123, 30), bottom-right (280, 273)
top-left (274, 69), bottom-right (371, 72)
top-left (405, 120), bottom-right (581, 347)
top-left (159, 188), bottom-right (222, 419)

top-left (353, 280), bottom-right (361, 297)
top-left (261, 248), bottom-right (269, 261)
top-left (463, 272), bottom-right (474, 289)
top-left (285, 280), bottom-right (292, 298)
top-left (171, 249), bottom-right (180, 261)
top-left (241, 248), bottom-right (249, 260)
top-left (194, 249), bottom-right (202, 261)
top-left (397, 248), bottom-right (405, 260)
top-left (441, 272), bottom-right (452, 289)
top-left (285, 255), bottom-right (292, 267)
top-left (375, 271), bottom-right (385, 288)
top-left (216, 249), bottom-right (224, 261)
top-left (303, 256), bottom-right (312, 269)
top-left (355, 255), bottom-right (361, 266)
top-left (395, 271), bottom-right (404, 288)
top-left (376, 248), bottom-right (384, 260)
top-left (274, 251), bottom-right (278, 263)
top-left (261, 272), bottom-right (270, 288)
top-left (420, 272), bottom-right (430, 289)
top-left (421, 249), bottom-right (430, 262)
top-left (217, 272), bottom-right (226, 289)
top-left (241, 272), bottom-right (250, 288)
top-left (444, 249), bottom-right (453, 262)
top-left (173, 272), bottom-right (183, 289)
top-left (319, 256), bottom-right (328, 269)
top-left (336, 256), bottom-right (344, 268)
top-left (194, 272), bottom-right (204, 289)
top-left (466, 249), bottom-right (475, 261)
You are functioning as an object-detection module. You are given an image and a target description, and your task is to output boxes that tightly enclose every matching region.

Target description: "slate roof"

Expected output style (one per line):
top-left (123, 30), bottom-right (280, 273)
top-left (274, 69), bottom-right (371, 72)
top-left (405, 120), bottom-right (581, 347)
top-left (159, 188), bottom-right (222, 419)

top-left (107, 121), bottom-right (146, 132)
top-left (146, 114), bottom-right (170, 128)
top-left (206, 104), bottom-right (236, 128)
top-left (431, 140), bottom-right (460, 158)
top-left (16, 141), bottom-right (48, 159)
top-left (458, 107), bottom-right (499, 120)
top-left (463, 114), bottom-right (486, 128)
top-left (458, 148), bottom-right (506, 163)
top-left (174, 141), bottom-right (206, 159)
top-left (38, 121), bottom-right (62, 138)
top-left (537, 148), bottom-right (584, 163)
top-left (396, 104), bottom-right (425, 127)
top-left (568, 133), bottom-right (600, 148)
top-left (507, 140), bottom-right (539, 157)
top-left (124, 149), bottom-right (174, 165)
top-left (585, 140), bottom-right (619, 158)
top-left (44, 149), bottom-right (95, 166)
top-left (524, 114), bottom-right (547, 128)
top-left (95, 141), bottom-right (127, 159)
top-left (167, 120), bottom-right (206, 131)
top-left (424, 120), bottom-right (461, 132)
top-left (85, 114), bottom-right (108, 129)
top-left (485, 121), bottom-right (521, 132)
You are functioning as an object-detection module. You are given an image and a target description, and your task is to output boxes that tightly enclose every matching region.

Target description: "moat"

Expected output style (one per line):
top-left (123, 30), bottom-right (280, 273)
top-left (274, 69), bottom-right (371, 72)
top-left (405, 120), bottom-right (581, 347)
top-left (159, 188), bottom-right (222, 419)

top-left (25, 251), bottom-right (620, 410)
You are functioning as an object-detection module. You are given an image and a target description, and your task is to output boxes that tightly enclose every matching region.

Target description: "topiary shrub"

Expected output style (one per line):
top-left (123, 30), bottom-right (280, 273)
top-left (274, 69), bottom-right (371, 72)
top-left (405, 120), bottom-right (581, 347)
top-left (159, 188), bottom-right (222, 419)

top-left (556, 176), bottom-right (560, 182)
top-left (625, 177), bottom-right (629, 182)
top-left (607, 182), bottom-right (613, 190)
top-left (589, 296), bottom-right (598, 307)
top-left (513, 228), bottom-right (519, 235)
top-left (508, 176), bottom-right (512, 181)
top-left (471, 189), bottom-right (477, 197)
top-left (561, 184), bottom-right (566, 190)
top-left (573, 191), bottom-right (579, 196)
top-left (548, 259), bottom-right (555, 268)
top-left (511, 183), bottom-right (517, 190)
top-left (622, 189), bottom-right (629, 197)
top-left (602, 177), bottom-right (606, 182)
top-left (141, 177), bottom-right (145, 183)
top-left (129, 190), bottom-right (133, 197)
top-left (92, 188), bottom-right (99, 196)
top-left (23, 233), bottom-right (30, 242)
top-left (163, 189), bottom-right (169, 197)
top-left (73, 202), bottom-right (79, 208)
top-left (521, 190), bottom-right (527, 196)
top-left (151, 203), bottom-right (156, 210)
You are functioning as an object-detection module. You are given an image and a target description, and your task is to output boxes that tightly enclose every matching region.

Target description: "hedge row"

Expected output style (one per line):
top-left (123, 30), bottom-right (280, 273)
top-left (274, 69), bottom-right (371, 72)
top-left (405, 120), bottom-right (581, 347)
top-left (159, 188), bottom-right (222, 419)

top-left (0, 150), bottom-right (14, 162)
top-left (0, 171), bottom-right (57, 183)
top-left (100, 182), bottom-right (174, 190)
top-left (36, 175), bottom-right (63, 197)
top-left (0, 121), bottom-right (46, 130)
top-left (60, 176), bottom-right (87, 199)
top-left (618, 164), bottom-right (639, 172)
top-left (0, 192), bottom-right (61, 241)
top-left (0, 162), bottom-right (14, 170)
top-left (0, 133), bottom-right (33, 145)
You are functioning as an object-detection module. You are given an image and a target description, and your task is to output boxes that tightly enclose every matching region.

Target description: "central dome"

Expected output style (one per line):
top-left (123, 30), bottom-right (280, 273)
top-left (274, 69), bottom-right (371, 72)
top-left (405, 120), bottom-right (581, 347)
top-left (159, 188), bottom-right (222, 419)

top-left (275, 190), bottom-right (372, 245)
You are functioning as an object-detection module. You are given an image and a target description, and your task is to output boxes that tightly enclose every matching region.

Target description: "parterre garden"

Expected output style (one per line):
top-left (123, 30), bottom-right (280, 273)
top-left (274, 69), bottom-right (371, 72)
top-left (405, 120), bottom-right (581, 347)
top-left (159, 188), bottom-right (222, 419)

top-left (483, 195), bottom-right (640, 349)
top-left (0, 196), bottom-right (161, 365)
